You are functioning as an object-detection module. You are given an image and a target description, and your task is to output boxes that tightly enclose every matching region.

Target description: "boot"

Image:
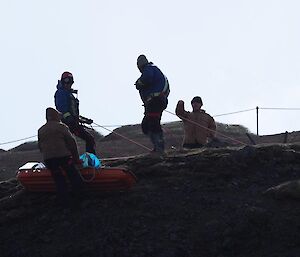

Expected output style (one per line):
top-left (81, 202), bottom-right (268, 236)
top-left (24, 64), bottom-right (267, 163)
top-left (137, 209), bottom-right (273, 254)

top-left (149, 132), bottom-right (165, 153)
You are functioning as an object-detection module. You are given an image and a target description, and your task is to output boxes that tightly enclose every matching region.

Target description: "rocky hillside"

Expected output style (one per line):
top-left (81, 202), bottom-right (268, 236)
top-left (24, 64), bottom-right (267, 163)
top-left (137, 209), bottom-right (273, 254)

top-left (1, 121), bottom-right (299, 181)
top-left (1, 122), bottom-right (300, 257)
top-left (1, 144), bottom-right (300, 257)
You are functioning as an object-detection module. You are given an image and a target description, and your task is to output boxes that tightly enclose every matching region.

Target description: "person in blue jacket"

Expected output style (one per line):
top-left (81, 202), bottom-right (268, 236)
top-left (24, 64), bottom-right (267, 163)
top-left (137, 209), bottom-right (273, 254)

top-left (135, 55), bottom-right (170, 153)
top-left (54, 71), bottom-right (96, 154)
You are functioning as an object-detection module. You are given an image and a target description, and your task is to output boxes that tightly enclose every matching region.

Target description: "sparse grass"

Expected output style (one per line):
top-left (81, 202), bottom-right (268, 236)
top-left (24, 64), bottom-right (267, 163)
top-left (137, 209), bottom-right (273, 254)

top-left (216, 122), bottom-right (250, 135)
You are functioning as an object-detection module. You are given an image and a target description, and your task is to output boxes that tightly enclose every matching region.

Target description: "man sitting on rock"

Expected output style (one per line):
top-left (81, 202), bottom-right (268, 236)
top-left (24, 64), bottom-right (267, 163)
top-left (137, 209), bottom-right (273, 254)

top-left (175, 96), bottom-right (216, 149)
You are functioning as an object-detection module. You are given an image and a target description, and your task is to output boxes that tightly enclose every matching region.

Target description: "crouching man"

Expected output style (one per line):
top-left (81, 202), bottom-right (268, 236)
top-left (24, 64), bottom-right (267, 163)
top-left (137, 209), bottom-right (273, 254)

top-left (38, 107), bottom-right (84, 206)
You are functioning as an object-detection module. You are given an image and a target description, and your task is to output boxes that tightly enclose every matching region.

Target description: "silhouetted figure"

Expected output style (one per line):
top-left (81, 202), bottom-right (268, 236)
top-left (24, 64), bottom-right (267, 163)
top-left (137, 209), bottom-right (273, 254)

top-left (55, 71), bottom-right (96, 154)
top-left (176, 96), bottom-right (216, 148)
top-left (135, 55), bottom-right (170, 153)
top-left (38, 107), bottom-right (84, 206)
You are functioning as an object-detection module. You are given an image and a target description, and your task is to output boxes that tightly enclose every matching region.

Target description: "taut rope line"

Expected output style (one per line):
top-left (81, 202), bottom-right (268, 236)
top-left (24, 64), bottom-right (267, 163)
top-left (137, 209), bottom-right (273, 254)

top-left (92, 122), bottom-right (152, 151)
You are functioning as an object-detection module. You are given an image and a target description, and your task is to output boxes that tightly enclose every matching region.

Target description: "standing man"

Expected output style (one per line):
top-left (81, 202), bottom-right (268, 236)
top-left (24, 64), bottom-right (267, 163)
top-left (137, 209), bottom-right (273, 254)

top-left (135, 55), bottom-right (170, 153)
top-left (176, 96), bottom-right (216, 148)
top-left (55, 71), bottom-right (96, 154)
top-left (38, 107), bottom-right (84, 206)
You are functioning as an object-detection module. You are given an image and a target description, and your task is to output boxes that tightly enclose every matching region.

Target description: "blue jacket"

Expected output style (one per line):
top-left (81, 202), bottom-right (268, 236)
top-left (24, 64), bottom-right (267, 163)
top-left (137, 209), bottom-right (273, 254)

top-left (54, 81), bottom-right (79, 118)
top-left (136, 63), bottom-right (170, 103)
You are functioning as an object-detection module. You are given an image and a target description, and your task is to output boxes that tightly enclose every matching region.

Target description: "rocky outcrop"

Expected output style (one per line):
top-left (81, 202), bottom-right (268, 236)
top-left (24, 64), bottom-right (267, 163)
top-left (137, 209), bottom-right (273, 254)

top-left (1, 144), bottom-right (300, 257)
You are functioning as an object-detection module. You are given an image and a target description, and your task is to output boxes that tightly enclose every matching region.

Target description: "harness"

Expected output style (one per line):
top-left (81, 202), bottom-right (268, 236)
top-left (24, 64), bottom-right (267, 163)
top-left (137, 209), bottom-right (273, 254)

top-left (146, 76), bottom-right (170, 102)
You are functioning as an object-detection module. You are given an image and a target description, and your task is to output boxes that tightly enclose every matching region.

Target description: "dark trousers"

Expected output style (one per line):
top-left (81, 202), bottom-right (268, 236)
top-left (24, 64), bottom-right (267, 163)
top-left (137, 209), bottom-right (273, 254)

top-left (141, 97), bottom-right (167, 135)
top-left (142, 97), bottom-right (167, 152)
top-left (68, 123), bottom-right (96, 154)
top-left (44, 156), bottom-right (84, 205)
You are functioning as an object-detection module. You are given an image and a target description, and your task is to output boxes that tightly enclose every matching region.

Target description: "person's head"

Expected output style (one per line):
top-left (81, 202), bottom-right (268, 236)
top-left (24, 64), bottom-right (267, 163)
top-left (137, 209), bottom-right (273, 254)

top-left (46, 107), bottom-right (61, 122)
top-left (61, 71), bottom-right (74, 89)
top-left (137, 54), bottom-right (149, 72)
top-left (191, 96), bottom-right (203, 111)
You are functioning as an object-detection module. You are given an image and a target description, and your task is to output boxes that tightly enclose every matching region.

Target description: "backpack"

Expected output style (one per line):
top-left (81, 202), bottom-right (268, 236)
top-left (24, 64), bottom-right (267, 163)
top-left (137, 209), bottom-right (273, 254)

top-left (80, 153), bottom-right (101, 169)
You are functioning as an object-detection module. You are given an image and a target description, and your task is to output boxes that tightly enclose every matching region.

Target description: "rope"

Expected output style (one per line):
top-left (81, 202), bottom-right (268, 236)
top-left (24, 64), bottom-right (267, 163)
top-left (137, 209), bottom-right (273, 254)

top-left (78, 168), bottom-right (97, 183)
top-left (260, 107), bottom-right (300, 110)
top-left (3, 106), bottom-right (300, 148)
top-left (0, 135), bottom-right (37, 146)
top-left (164, 109), bottom-right (248, 146)
top-left (92, 122), bottom-right (152, 151)
top-left (213, 108), bottom-right (256, 117)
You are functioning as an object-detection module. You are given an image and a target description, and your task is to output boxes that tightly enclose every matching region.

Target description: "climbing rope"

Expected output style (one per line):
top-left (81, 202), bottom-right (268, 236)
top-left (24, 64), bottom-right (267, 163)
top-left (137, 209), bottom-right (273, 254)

top-left (213, 108), bottom-right (256, 117)
top-left (0, 135), bottom-right (37, 146)
top-left (78, 168), bottom-right (97, 183)
top-left (92, 121), bottom-right (152, 151)
top-left (3, 106), bottom-right (300, 149)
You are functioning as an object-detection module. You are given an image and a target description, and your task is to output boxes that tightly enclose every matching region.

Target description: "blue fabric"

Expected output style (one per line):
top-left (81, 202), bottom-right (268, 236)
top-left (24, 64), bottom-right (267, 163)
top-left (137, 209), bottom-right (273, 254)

top-left (54, 80), bottom-right (71, 114)
top-left (80, 153), bottom-right (101, 169)
top-left (54, 80), bottom-right (79, 117)
top-left (138, 64), bottom-right (169, 103)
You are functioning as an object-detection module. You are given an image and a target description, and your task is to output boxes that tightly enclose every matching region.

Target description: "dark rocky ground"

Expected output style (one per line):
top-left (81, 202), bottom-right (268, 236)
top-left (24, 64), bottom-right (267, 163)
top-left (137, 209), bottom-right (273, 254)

top-left (1, 143), bottom-right (300, 257)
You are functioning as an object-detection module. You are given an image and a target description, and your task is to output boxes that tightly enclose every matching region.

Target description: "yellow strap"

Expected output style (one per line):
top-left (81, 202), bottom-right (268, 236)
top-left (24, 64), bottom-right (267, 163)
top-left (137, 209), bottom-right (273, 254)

top-left (63, 112), bottom-right (71, 118)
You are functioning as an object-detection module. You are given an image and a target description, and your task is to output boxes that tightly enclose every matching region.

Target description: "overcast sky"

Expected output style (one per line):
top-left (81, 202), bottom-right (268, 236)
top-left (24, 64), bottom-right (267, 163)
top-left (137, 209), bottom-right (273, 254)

top-left (1, 0), bottom-right (300, 150)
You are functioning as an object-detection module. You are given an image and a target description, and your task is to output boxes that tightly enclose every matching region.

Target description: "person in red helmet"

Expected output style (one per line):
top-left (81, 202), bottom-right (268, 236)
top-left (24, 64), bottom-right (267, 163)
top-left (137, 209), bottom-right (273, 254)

top-left (54, 71), bottom-right (96, 154)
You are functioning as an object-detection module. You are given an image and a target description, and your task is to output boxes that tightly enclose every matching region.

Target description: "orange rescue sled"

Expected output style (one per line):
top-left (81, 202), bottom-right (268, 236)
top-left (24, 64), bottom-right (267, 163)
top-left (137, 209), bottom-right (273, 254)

top-left (17, 162), bottom-right (137, 192)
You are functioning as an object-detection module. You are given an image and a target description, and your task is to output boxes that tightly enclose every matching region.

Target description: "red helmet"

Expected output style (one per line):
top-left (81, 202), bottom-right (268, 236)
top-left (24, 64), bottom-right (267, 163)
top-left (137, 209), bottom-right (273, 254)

top-left (61, 71), bottom-right (74, 84)
top-left (61, 71), bottom-right (73, 80)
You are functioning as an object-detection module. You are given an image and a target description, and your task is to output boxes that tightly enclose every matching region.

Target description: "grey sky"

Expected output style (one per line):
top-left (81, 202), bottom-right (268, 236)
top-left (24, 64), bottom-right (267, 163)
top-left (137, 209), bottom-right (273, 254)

top-left (1, 0), bottom-right (300, 150)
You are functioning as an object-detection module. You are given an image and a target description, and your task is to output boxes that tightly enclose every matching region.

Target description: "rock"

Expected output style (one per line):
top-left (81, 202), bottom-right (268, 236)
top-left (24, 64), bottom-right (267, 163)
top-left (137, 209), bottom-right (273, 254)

top-left (264, 180), bottom-right (300, 199)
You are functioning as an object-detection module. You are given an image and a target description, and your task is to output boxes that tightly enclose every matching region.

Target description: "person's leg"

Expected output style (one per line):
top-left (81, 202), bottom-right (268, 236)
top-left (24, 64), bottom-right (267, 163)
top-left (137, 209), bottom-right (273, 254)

top-left (44, 158), bottom-right (70, 206)
top-left (149, 132), bottom-right (164, 152)
top-left (141, 114), bottom-right (149, 135)
top-left (145, 97), bottom-right (165, 152)
top-left (75, 125), bottom-right (96, 154)
top-left (60, 157), bottom-right (84, 197)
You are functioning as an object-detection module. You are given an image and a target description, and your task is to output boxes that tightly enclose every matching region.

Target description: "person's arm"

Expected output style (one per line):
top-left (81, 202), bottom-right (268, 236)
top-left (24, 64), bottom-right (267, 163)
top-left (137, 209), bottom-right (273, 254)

top-left (207, 116), bottom-right (216, 138)
top-left (37, 131), bottom-right (42, 152)
top-left (135, 66), bottom-right (154, 90)
top-left (175, 100), bottom-right (189, 119)
top-left (62, 124), bottom-right (80, 161)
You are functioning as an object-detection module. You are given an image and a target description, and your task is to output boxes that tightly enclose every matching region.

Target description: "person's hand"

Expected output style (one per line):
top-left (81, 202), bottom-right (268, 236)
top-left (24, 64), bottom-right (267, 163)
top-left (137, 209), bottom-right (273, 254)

top-left (74, 158), bottom-right (83, 168)
top-left (85, 118), bottom-right (93, 125)
top-left (135, 79), bottom-right (144, 90)
top-left (79, 116), bottom-right (93, 124)
top-left (76, 159), bottom-right (83, 165)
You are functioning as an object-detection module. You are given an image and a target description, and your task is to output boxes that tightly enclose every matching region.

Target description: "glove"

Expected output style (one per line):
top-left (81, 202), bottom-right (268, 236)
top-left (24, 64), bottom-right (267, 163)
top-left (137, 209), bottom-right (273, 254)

top-left (73, 158), bottom-right (83, 168)
top-left (75, 159), bottom-right (83, 165)
top-left (135, 79), bottom-right (144, 90)
top-left (79, 116), bottom-right (93, 125)
top-left (85, 118), bottom-right (93, 125)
